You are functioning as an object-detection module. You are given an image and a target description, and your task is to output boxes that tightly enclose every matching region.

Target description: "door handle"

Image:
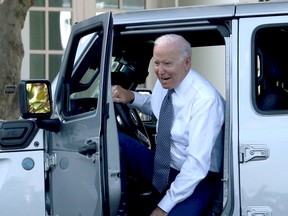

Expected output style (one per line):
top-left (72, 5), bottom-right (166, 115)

top-left (78, 137), bottom-right (99, 156)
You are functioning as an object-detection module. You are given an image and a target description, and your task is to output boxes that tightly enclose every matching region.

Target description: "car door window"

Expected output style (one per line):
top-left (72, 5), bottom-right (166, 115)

top-left (254, 25), bottom-right (288, 113)
top-left (64, 30), bottom-right (103, 116)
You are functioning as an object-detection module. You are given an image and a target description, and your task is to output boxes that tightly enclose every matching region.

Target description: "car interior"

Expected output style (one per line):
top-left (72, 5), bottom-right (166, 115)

top-left (110, 29), bottom-right (226, 215)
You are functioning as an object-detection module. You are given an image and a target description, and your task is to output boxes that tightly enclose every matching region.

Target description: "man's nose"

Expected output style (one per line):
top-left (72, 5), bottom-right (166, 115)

top-left (157, 65), bottom-right (165, 75)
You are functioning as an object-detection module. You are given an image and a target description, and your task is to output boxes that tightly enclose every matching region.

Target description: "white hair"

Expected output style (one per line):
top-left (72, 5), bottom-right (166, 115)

top-left (154, 34), bottom-right (191, 60)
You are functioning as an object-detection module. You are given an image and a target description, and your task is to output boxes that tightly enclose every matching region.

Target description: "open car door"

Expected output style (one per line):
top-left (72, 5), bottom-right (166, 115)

top-left (48, 12), bottom-right (121, 216)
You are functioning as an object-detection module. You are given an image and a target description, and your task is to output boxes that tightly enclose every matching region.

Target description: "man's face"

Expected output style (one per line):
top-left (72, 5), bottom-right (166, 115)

top-left (153, 43), bottom-right (190, 89)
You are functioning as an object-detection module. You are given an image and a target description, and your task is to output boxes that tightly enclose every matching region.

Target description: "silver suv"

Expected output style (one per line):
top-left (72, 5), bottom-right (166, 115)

top-left (1, 1), bottom-right (288, 215)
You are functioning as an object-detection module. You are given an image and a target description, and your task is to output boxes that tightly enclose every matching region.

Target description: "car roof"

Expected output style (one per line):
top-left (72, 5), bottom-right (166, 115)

top-left (113, 1), bottom-right (288, 26)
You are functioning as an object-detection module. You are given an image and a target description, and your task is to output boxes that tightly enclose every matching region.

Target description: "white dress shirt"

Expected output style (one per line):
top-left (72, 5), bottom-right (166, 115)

top-left (132, 69), bottom-right (225, 213)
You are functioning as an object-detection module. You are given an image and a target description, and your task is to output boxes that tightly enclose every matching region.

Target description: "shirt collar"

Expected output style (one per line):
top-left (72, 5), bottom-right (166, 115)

top-left (173, 69), bottom-right (194, 97)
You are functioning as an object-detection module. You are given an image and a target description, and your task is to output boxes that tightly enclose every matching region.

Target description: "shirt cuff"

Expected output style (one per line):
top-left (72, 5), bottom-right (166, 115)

top-left (130, 92), bottom-right (142, 106)
top-left (157, 194), bottom-right (176, 213)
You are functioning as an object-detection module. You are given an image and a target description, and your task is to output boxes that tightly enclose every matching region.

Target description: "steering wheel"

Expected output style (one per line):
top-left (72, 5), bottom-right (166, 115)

top-left (114, 102), bottom-right (151, 149)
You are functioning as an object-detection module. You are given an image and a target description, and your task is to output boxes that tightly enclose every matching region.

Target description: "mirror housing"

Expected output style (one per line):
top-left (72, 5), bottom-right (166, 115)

top-left (19, 80), bottom-right (53, 120)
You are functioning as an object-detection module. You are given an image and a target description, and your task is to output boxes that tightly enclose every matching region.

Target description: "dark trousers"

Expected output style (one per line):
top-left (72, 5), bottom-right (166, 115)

top-left (118, 132), bottom-right (218, 216)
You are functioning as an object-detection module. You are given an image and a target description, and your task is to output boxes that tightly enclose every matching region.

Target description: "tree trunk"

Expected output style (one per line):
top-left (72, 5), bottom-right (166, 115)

top-left (0, 0), bottom-right (34, 120)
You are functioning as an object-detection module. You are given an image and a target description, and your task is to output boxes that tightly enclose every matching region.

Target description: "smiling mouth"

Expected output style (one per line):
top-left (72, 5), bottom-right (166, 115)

top-left (162, 77), bottom-right (170, 81)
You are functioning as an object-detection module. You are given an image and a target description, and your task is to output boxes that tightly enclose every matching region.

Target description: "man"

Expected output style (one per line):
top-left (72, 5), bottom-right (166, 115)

top-left (113, 34), bottom-right (225, 216)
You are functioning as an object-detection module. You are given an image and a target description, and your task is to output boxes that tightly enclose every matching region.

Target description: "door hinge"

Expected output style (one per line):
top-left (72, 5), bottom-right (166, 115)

top-left (242, 206), bottom-right (272, 216)
top-left (45, 153), bottom-right (57, 171)
top-left (239, 144), bottom-right (270, 163)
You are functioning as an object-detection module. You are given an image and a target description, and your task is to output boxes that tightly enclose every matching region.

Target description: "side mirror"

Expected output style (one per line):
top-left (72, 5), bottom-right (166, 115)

top-left (19, 80), bottom-right (52, 119)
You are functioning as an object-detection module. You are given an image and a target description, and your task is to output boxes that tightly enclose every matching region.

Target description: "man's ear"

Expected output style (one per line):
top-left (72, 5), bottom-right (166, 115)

top-left (185, 56), bottom-right (192, 71)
